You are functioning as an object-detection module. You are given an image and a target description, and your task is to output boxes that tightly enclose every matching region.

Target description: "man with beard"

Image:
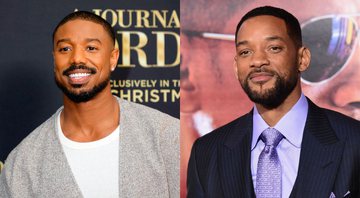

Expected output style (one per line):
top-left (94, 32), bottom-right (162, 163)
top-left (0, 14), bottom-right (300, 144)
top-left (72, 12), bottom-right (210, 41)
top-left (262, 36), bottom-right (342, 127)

top-left (0, 11), bottom-right (179, 197)
top-left (187, 6), bottom-right (360, 198)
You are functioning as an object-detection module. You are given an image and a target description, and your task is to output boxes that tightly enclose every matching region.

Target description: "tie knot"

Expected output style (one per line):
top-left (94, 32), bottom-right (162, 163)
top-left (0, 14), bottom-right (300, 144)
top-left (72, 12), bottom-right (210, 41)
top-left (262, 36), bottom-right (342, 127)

top-left (260, 128), bottom-right (283, 147)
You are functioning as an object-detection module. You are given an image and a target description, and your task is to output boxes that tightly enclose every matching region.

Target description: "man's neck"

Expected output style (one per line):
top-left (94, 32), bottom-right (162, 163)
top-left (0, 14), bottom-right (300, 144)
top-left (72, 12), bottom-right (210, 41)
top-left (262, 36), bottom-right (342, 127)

top-left (256, 88), bottom-right (302, 127)
top-left (60, 88), bottom-right (120, 142)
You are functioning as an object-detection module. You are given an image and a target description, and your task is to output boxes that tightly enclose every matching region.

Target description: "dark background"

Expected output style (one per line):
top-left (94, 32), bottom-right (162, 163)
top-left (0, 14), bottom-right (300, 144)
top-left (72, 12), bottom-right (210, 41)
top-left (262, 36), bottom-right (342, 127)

top-left (0, 0), bottom-right (179, 162)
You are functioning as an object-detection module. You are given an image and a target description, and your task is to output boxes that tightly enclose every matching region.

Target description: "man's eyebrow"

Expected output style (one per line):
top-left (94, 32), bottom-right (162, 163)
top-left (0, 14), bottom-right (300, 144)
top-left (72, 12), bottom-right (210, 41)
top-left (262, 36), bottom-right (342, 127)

top-left (236, 36), bottom-right (285, 47)
top-left (85, 38), bottom-right (102, 44)
top-left (56, 38), bottom-right (70, 46)
top-left (236, 40), bottom-right (248, 47)
top-left (55, 38), bottom-right (102, 46)
top-left (265, 35), bottom-right (285, 42)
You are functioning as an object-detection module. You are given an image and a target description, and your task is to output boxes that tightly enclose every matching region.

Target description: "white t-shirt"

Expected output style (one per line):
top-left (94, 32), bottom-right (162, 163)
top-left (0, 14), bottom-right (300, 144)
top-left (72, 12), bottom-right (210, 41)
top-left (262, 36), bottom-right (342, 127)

top-left (57, 112), bottom-right (119, 198)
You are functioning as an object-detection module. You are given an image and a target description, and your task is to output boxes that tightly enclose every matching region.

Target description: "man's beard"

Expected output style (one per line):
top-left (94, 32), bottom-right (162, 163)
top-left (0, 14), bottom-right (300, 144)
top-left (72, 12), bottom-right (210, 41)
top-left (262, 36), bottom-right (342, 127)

top-left (240, 67), bottom-right (298, 109)
top-left (55, 77), bottom-right (109, 103)
top-left (55, 64), bottom-right (110, 103)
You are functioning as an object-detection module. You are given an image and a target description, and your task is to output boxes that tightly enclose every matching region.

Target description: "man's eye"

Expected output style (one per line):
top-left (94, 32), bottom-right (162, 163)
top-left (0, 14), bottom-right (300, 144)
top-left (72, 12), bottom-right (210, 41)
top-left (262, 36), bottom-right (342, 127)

top-left (269, 46), bottom-right (283, 53)
top-left (59, 47), bottom-right (71, 52)
top-left (87, 46), bottom-right (97, 51)
top-left (239, 50), bottom-right (252, 57)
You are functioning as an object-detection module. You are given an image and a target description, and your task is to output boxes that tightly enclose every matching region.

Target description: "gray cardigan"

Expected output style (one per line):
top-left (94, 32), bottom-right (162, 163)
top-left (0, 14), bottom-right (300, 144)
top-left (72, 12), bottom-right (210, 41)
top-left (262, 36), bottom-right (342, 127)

top-left (0, 98), bottom-right (179, 198)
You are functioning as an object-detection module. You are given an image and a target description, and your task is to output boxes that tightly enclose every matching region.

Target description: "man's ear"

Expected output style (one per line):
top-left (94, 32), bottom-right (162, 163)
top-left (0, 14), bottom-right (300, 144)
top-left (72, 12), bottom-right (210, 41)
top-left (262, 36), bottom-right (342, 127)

top-left (110, 48), bottom-right (120, 72)
top-left (298, 46), bottom-right (311, 72)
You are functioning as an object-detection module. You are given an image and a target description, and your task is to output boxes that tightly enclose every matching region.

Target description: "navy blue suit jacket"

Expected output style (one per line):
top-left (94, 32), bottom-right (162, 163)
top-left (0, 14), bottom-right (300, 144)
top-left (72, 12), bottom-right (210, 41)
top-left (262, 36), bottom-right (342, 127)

top-left (187, 99), bottom-right (360, 198)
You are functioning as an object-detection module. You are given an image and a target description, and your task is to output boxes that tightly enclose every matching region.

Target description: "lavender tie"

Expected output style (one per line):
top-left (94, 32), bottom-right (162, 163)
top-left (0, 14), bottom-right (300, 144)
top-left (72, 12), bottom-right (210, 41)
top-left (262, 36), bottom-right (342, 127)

top-left (256, 128), bottom-right (284, 198)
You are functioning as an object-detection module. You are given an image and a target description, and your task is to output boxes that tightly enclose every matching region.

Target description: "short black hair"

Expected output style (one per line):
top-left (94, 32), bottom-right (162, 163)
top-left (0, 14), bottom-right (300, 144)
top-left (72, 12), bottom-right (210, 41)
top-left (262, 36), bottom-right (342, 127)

top-left (52, 11), bottom-right (115, 46)
top-left (235, 6), bottom-right (302, 48)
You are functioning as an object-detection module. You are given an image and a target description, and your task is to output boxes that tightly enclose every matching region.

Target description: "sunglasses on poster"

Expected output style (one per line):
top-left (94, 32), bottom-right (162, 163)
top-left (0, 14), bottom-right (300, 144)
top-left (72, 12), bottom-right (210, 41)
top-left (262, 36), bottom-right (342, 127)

top-left (182, 14), bottom-right (360, 84)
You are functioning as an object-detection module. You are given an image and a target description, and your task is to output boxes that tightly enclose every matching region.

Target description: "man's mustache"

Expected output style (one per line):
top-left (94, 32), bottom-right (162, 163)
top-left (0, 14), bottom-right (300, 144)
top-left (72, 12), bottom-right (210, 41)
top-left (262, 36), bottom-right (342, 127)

top-left (247, 67), bottom-right (277, 78)
top-left (62, 64), bottom-right (97, 76)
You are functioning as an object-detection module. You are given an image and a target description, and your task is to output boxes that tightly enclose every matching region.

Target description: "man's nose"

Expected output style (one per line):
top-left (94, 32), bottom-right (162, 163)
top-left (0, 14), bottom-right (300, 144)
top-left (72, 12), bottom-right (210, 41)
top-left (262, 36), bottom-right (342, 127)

top-left (250, 51), bottom-right (269, 68)
top-left (330, 47), bottom-right (360, 109)
top-left (180, 33), bottom-right (190, 70)
top-left (180, 35), bottom-right (192, 85)
top-left (71, 47), bottom-right (86, 65)
top-left (180, 59), bottom-right (189, 80)
top-left (331, 73), bottom-right (360, 108)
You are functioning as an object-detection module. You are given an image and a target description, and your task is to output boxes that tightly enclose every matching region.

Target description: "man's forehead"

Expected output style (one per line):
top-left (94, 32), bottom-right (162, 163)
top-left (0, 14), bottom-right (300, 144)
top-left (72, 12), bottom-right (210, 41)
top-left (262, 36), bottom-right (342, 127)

top-left (53, 21), bottom-right (114, 49)
top-left (58, 19), bottom-right (103, 30)
top-left (236, 19), bottom-right (289, 46)
top-left (54, 19), bottom-right (107, 40)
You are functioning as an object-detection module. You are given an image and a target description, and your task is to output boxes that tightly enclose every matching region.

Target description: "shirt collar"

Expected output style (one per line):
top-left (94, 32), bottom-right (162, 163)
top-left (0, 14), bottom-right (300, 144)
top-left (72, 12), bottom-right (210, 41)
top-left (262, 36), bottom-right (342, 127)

top-left (252, 94), bottom-right (308, 150)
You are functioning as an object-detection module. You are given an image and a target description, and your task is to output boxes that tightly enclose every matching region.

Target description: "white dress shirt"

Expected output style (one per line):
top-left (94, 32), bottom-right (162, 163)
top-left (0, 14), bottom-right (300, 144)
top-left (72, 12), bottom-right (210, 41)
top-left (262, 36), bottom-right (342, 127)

top-left (251, 94), bottom-right (308, 197)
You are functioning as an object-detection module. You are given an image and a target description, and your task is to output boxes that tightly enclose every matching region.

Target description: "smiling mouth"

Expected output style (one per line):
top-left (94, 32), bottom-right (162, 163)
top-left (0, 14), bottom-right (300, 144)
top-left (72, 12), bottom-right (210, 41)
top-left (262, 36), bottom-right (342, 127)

top-left (63, 65), bottom-right (96, 75)
top-left (62, 65), bottom-right (97, 86)
top-left (65, 70), bottom-right (94, 86)
top-left (68, 73), bottom-right (91, 79)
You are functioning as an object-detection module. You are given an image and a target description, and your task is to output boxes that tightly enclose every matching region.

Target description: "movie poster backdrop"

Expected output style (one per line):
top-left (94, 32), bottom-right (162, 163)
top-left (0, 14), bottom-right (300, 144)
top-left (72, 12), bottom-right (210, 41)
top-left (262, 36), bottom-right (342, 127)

top-left (180, 0), bottom-right (360, 197)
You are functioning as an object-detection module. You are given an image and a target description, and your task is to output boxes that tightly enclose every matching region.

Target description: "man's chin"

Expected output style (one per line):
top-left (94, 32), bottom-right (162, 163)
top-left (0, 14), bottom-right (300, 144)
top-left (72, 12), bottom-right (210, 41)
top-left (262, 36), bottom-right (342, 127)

top-left (70, 83), bottom-right (85, 89)
top-left (63, 91), bottom-right (95, 103)
top-left (67, 87), bottom-right (92, 94)
top-left (55, 77), bottom-right (110, 104)
top-left (247, 86), bottom-right (275, 97)
top-left (245, 86), bottom-right (286, 109)
top-left (248, 81), bottom-right (276, 91)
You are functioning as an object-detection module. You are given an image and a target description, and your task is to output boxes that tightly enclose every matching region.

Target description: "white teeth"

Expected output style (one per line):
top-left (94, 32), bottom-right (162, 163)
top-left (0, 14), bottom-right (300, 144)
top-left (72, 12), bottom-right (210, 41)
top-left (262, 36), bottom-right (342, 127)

top-left (69, 73), bottom-right (91, 79)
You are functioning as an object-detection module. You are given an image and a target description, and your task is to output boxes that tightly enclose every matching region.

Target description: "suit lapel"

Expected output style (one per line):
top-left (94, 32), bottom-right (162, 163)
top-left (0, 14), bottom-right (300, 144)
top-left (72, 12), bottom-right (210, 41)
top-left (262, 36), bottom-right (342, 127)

top-left (290, 99), bottom-right (345, 197)
top-left (218, 111), bottom-right (256, 198)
